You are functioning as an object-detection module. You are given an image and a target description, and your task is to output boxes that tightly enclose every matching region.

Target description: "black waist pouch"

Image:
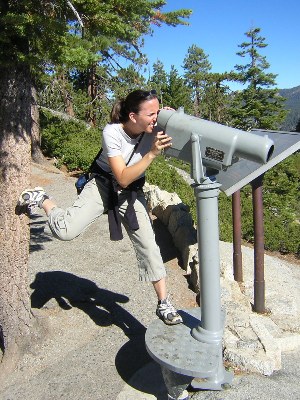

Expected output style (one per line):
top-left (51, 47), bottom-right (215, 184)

top-left (75, 173), bottom-right (90, 194)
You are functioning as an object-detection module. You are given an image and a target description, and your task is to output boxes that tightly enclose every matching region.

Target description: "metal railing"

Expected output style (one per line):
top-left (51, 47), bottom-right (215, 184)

top-left (232, 175), bottom-right (266, 313)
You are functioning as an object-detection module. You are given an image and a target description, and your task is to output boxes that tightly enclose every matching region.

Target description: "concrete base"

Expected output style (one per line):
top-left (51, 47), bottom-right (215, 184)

top-left (161, 366), bottom-right (192, 399)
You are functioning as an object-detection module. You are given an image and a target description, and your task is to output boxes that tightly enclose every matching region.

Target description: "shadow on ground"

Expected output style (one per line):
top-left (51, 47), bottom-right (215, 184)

top-left (30, 270), bottom-right (155, 393)
top-left (30, 271), bottom-right (145, 336)
top-left (29, 215), bottom-right (54, 252)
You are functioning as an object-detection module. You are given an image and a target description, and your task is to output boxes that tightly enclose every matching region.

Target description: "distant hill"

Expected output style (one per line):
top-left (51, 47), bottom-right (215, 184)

top-left (279, 85), bottom-right (300, 131)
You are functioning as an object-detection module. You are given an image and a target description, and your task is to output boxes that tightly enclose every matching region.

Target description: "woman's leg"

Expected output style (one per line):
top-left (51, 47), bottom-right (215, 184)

top-left (42, 198), bottom-right (57, 215)
top-left (118, 191), bottom-right (182, 325)
top-left (152, 277), bottom-right (167, 301)
top-left (20, 178), bottom-right (108, 241)
top-left (119, 192), bottom-right (166, 282)
top-left (47, 178), bottom-right (109, 240)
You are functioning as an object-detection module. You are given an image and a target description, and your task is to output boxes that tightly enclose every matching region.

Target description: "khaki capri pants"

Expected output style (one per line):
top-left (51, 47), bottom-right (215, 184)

top-left (47, 176), bottom-right (166, 282)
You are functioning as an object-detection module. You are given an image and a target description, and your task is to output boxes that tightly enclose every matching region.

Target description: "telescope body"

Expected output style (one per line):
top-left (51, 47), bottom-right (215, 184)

top-left (157, 109), bottom-right (274, 170)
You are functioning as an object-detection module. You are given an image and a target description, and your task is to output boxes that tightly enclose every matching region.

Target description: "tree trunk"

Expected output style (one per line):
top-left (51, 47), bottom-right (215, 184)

top-left (0, 65), bottom-right (33, 375)
top-left (59, 73), bottom-right (75, 117)
top-left (86, 64), bottom-right (97, 126)
top-left (31, 85), bottom-right (46, 164)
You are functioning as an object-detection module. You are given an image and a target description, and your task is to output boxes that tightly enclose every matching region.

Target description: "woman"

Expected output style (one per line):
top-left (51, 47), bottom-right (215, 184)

top-left (18, 89), bottom-right (182, 325)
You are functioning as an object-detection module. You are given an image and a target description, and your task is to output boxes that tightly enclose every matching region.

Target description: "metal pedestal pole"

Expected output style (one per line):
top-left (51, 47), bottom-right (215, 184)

top-left (145, 180), bottom-right (233, 399)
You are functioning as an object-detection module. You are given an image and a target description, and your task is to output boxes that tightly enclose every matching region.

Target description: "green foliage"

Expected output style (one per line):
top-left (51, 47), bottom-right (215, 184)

top-left (218, 153), bottom-right (300, 255)
top-left (147, 157), bottom-right (197, 223)
top-left (230, 86), bottom-right (287, 130)
top-left (182, 45), bottom-right (212, 117)
top-left (40, 110), bottom-right (101, 171)
top-left (161, 66), bottom-right (193, 112)
top-left (147, 153), bottom-right (300, 256)
top-left (149, 60), bottom-right (170, 107)
top-left (200, 73), bottom-right (232, 123)
top-left (219, 192), bottom-right (234, 242)
top-left (262, 153), bottom-right (300, 254)
top-left (0, 0), bottom-right (191, 72)
top-left (180, 45), bottom-right (232, 123)
top-left (0, 1), bottom-right (66, 69)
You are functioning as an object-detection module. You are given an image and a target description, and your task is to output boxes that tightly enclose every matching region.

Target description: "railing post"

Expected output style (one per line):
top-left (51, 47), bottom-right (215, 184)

top-left (232, 190), bottom-right (243, 282)
top-left (251, 175), bottom-right (266, 313)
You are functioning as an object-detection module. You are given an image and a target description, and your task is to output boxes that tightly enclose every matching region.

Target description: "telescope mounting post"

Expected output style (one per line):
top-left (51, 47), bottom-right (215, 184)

top-left (189, 133), bottom-right (233, 389)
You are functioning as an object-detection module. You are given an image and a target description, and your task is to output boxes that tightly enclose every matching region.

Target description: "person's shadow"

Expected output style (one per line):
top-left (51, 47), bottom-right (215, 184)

top-left (30, 271), bottom-right (146, 336)
top-left (30, 271), bottom-right (152, 383)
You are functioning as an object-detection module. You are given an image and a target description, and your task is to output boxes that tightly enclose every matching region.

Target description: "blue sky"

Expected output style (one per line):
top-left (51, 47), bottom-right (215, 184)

top-left (142, 0), bottom-right (299, 90)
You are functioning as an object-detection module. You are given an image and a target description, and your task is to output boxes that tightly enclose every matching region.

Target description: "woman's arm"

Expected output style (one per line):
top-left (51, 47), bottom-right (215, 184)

top-left (108, 131), bottom-right (172, 188)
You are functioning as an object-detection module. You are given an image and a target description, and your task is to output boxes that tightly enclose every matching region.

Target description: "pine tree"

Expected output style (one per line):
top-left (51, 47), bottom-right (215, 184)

top-left (148, 60), bottom-right (169, 106)
top-left (182, 45), bottom-right (231, 123)
top-left (200, 72), bottom-right (232, 123)
top-left (0, 0), bottom-right (192, 371)
top-left (229, 27), bottom-right (287, 130)
top-left (110, 64), bottom-right (147, 101)
top-left (41, 1), bottom-right (192, 125)
top-left (182, 45), bottom-right (212, 117)
top-left (165, 66), bottom-right (193, 112)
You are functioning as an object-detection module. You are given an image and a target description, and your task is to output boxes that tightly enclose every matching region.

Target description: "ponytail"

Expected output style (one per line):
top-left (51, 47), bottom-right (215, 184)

top-left (109, 89), bottom-right (158, 124)
top-left (110, 100), bottom-right (124, 123)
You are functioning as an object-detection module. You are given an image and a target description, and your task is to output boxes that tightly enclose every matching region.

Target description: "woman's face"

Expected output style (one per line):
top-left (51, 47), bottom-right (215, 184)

top-left (130, 98), bottom-right (160, 134)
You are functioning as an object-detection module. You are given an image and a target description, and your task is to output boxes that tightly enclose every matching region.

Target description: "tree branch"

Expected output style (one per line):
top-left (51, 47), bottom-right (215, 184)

top-left (66, 1), bottom-right (84, 27)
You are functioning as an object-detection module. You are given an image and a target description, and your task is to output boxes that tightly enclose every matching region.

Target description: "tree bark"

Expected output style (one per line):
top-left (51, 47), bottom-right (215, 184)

top-left (86, 63), bottom-right (97, 126)
top-left (31, 85), bottom-right (46, 164)
top-left (58, 73), bottom-right (75, 117)
top-left (0, 64), bottom-right (33, 374)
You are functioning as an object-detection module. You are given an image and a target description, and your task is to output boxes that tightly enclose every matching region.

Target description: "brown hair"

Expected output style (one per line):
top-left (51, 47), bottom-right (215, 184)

top-left (110, 89), bottom-right (157, 123)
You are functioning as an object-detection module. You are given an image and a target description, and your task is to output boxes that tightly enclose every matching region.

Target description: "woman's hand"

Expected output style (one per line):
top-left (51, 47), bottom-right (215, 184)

top-left (150, 106), bottom-right (174, 156)
top-left (150, 130), bottom-right (172, 157)
top-left (108, 131), bottom-right (172, 188)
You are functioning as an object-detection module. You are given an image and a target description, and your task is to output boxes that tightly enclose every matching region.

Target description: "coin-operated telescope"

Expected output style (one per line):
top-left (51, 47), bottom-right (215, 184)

top-left (145, 109), bottom-right (276, 397)
top-left (157, 108), bottom-right (274, 182)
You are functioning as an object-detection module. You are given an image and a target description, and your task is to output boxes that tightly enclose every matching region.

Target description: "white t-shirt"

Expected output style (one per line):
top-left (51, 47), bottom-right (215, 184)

top-left (97, 123), bottom-right (156, 175)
